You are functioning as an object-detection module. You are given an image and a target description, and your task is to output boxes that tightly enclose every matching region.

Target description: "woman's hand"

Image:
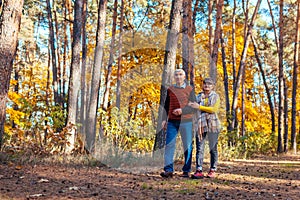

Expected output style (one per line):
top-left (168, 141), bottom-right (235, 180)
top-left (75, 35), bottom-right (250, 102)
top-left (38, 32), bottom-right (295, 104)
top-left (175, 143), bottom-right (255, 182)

top-left (188, 102), bottom-right (199, 109)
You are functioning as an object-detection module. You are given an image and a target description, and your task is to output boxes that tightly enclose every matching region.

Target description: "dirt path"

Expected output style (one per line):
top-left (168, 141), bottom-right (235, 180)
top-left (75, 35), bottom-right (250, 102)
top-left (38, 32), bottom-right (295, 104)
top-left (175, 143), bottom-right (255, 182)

top-left (0, 154), bottom-right (299, 200)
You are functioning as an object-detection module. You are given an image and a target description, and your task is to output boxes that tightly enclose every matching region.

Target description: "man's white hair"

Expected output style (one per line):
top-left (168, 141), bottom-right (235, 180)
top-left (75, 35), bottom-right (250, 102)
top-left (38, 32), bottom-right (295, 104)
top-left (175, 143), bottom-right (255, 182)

top-left (174, 68), bottom-right (186, 76)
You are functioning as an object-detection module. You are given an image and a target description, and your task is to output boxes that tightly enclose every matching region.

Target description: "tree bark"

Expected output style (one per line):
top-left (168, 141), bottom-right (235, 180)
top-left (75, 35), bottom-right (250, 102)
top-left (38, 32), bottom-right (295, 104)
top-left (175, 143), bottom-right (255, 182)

top-left (291, 0), bottom-right (300, 154)
top-left (208, 0), bottom-right (213, 56)
top-left (182, 0), bottom-right (192, 81)
top-left (209, 0), bottom-right (223, 83)
top-left (102, 0), bottom-right (118, 111)
top-left (251, 36), bottom-right (275, 134)
top-left (66, 0), bottom-right (83, 153)
top-left (86, 0), bottom-right (108, 152)
top-left (283, 79), bottom-right (288, 152)
top-left (0, 0), bottom-right (24, 148)
top-left (277, 0), bottom-right (284, 153)
top-left (116, 0), bottom-right (124, 109)
top-left (230, 0), bottom-right (262, 131)
top-left (46, 0), bottom-right (59, 104)
top-left (80, 0), bottom-right (87, 135)
top-left (153, 0), bottom-right (183, 153)
top-left (231, 0), bottom-right (237, 87)
top-left (220, 28), bottom-right (230, 136)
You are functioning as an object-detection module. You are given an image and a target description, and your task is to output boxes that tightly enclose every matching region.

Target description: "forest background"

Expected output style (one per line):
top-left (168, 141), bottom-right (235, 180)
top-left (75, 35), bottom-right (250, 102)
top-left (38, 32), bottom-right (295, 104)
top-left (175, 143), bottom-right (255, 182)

top-left (0, 0), bottom-right (300, 170)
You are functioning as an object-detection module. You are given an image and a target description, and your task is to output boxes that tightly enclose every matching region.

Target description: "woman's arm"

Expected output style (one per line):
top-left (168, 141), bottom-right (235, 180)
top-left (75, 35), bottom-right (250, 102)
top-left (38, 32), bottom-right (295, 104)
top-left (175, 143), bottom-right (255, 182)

top-left (199, 98), bottom-right (220, 113)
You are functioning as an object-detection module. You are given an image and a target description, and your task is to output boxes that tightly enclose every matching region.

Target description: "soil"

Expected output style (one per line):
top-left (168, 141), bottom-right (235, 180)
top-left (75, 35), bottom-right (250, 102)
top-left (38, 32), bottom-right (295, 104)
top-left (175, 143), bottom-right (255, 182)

top-left (0, 153), bottom-right (300, 200)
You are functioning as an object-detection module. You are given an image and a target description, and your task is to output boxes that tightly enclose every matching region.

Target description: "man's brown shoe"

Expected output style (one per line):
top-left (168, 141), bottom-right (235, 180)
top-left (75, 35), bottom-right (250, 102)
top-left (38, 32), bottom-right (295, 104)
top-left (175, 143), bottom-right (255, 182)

top-left (160, 171), bottom-right (173, 178)
top-left (179, 172), bottom-right (190, 178)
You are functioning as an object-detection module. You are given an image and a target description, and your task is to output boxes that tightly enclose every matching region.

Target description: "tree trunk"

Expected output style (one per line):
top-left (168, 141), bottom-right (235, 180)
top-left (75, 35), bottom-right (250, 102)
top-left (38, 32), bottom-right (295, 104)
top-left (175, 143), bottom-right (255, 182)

top-left (220, 28), bottom-right (230, 136)
top-left (116, 0), bottom-right (124, 109)
top-left (53, 7), bottom-right (62, 106)
top-left (231, 0), bottom-right (237, 87)
top-left (182, 0), bottom-right (192, 81)
top-left (277, 0), bottom-right (284, 153)
top-left (291, 0), bottom-right (300, 154)
top-left (46, 0), bottom-right (59, 104)
top-left (209, 0), bottom-right (223, 83)
top-left (190, 0), bottom-right (199, 87)
top-left (267, 0), bottom-right (284, 151)
top-left (0, 0), bottom-right (24, 148)
top-left (208, 0), bottom-right (213, 56)
top-left (66, 0), bottom-right (83, 153)
top-left (62, 0), bottom-right (69, 110)
top-left (251, 36), bottom-right (275, 134)
top-left (80, 0), bottom-right (87, 135)
top-left (86, 0), bottom-right (108, 152)
top-left (102, 0), bottom-right (118, 111)
top-left (283, 79), bottom-right (288, 152)
top-left (230, 0), bottom-right (262, 131)
top-left (241, 65), bottom-right (245, 137)
top-left (241, 0), bottom-right (249, 137)
top-left (227, 0), bottom-right (237, 138)
top-left (153, 0), bottom-right (183, 153)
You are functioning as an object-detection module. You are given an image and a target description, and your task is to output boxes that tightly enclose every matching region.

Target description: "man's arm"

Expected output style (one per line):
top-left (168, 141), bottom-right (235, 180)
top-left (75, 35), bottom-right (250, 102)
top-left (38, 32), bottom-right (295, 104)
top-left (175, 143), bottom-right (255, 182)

top-left (162, 89), bottom-right (170, 121)
top-left (182, 88), bottom-right (197, 114)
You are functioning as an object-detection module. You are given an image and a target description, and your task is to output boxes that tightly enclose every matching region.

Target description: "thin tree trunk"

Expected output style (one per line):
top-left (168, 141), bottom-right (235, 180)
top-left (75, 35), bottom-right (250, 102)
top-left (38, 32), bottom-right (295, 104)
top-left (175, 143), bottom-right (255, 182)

top-left (277, 0), bottom-right (284, 153)
top-left (251, 36), bottom-right (275, 133)
top-left (116, 0), bottom-right (124, 109)
top-left (153, 0), bottom-right (183, 153)
top-left (230, 0), bottom-right (262, 131)
top-left (53, 7), bottom-right (62, 106)
top-left (102, 0), bottom-right (118, 111)
top-left (208, 0), bottom-right (213, 55)
top-left (66, 0), bottom-right (83, 153)
top-left (240, 0), bottom-right (249, 138)
top-left (283, 79), bottom-right (288, 152)
top-left (209, 0), bottom-right (223, 82)
top-left (80, 0), bottom-right (87, 135)
top-left (220, 28), bottom-right (230, 135)
top-left (62, 0), bottom-right (68, 110)
top-left (267, 0), bottom-right (279, 51)
top-left (231, 0), bottom-right (237, 88)
top-left (190, 0), bottom-right (199, 87)
top-left (267, 0), bottom-right (283, 142)
top-left (86, 0), bottom-right (108, 152)
top-left (291, 0), bottom-right (300, 154)
top-left (227, 0), bottom-right (237, 138)
top-left (46, 0), bottom-right (59, 104)
top-left (45, 51), bottom-right (51, 145)
top-left (242, 0), bottom-right (249, 39)
top-left (0, 0), bottom-right (24, 148)
top-left (241, 67), bottom-right (245, 137)
top-left (182, 0), bottom-right (192, 81)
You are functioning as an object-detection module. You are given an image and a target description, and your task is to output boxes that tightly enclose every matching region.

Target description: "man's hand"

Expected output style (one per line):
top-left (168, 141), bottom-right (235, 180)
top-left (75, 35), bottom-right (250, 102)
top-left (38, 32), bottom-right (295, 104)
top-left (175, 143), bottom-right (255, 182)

top-left (172, 108), bottom-right (182, 116)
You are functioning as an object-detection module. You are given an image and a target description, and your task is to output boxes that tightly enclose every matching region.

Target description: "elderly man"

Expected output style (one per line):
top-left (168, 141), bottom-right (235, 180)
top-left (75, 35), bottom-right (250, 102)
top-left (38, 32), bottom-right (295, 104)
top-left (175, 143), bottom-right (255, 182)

top-left (160, 69), bottom-right (196, 178)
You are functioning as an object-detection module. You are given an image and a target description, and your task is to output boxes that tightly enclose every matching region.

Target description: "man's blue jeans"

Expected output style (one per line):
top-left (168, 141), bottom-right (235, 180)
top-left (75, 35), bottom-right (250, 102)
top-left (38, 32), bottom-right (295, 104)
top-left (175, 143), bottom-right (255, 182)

top-left (163, 120), bottom-right (193, 173)
top-left (195, 131), bottom-right (219, 171)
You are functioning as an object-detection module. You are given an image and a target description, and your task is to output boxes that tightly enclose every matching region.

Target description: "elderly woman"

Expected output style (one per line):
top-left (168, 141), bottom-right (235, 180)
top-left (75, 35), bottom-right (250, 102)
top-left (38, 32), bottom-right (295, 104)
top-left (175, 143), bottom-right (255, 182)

top-left (188, 77), bottom-right (221, 179)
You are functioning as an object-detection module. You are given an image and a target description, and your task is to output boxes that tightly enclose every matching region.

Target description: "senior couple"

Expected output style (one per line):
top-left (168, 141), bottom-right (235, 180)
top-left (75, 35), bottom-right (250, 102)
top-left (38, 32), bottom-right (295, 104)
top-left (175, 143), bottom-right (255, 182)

top-left (160, 69), bottom-right (221, 179)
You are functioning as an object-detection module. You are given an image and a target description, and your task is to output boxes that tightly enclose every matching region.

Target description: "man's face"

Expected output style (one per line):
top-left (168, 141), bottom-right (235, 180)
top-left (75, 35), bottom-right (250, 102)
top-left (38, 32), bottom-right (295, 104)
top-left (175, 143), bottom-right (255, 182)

top-left (174, 71), bottom-right (185, 85)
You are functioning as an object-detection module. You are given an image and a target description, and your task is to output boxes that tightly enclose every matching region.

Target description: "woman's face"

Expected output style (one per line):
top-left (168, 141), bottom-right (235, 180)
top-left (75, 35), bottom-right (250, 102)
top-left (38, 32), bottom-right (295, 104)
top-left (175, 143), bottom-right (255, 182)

top-left (202, 82), bottom-right (214, 93)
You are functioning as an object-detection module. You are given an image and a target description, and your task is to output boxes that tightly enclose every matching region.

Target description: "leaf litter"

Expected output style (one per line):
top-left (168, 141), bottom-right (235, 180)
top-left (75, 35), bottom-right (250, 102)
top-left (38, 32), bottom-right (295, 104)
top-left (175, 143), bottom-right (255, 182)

top-left (0, 154), bottom-right (299, 199)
